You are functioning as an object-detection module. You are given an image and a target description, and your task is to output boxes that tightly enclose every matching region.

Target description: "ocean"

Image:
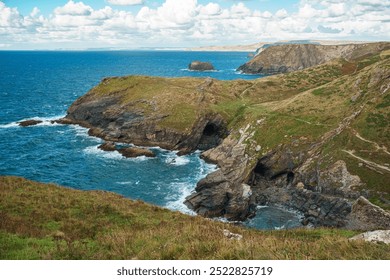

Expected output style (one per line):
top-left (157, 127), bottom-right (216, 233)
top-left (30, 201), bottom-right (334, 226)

top-left (0, 51), bottom-right (301, 229)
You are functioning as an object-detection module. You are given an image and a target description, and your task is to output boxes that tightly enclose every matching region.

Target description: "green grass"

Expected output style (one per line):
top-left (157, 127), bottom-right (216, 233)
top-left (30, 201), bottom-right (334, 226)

top-left (1, 176), bottom-right (389, 260)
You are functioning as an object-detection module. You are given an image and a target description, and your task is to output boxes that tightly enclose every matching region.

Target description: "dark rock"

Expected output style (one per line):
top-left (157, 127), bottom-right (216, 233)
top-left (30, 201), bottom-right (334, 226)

top-left (189, 61), bottom-right (215, 71)
top-left (118, 147), bottom-right (155, 158)
top-left (98, 142), bottom-right (116, 152)
top-left (18, 119), bottom-right (42, 127)
top-left (185, 129), bottom-right (255, 221)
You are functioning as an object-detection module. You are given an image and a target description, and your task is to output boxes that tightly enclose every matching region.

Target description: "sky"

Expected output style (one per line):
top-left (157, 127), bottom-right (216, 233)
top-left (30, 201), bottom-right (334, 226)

top-left (0, 0), bottom-right (389, 50)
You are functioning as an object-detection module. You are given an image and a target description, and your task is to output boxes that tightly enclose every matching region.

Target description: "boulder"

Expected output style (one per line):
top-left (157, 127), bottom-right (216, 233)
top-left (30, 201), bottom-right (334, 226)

top-left (98, 142), bottom-right (116, 152)
top-left (350, 230), bottom-right (390, 244)
top-left (18, 119), bottom-right (42, 127)
top-left (118, 147), bottom-right (155, 158)
top-left (189, 61), bottom-right (214, 71)
top-left (346, 196), bottom-right (390, 230)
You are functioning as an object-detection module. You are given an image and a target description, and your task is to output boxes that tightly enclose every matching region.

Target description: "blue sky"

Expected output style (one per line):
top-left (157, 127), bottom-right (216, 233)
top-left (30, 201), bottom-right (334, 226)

top-left (0, 0), bottom-right (389, 49)
top-left (4, 0), bottom-right (300, 15)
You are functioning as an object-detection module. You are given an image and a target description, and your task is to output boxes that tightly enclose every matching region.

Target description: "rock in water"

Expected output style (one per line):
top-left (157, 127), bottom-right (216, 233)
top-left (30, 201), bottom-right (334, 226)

top-left (18, 119), bottom-right (42, 127)
top-left (189, 61), bottom-right (214, 71)
top-left (118, 147), bottom-right (155, 158)
top-left (98, 142), bottom-right (116, 152)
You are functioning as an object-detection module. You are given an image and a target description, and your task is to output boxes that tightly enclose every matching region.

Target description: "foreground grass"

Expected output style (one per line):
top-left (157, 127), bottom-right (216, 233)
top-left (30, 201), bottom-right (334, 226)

top-left (0, 176), bottom-right (389, 260)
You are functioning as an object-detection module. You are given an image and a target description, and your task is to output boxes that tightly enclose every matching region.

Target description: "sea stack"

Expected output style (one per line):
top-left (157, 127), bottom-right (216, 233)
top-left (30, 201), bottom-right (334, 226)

top-left (188, 61), bottom-right (215, 71)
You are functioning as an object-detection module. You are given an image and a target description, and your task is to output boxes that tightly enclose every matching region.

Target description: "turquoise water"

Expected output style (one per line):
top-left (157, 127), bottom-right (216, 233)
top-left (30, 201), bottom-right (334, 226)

top-left (0, 51), bottom-right (301, 229)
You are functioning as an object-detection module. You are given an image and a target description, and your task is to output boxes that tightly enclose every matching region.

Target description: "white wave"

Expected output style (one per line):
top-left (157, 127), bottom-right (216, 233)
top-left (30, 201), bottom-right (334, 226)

top-left (129, 155), bottom-right (150, 162)
top-left (180, 68), bottom-right (220, 73)
top-left (83, 144), bottom-right (154, 162)
top-left (70, 125), bottom-right (89, 137)
top-left (83, 145), bottom-right (123, 160)
top-left (164, 182), bottom-right (196, 215)
top-left (34, 115), bottom-right (66, 126)
top-left (116, 180), bottom-right (140, 185)
top-left (0, 122), bottom-right (19, 128)
top-left (166, 156), bottom-right (190, 166)
top-left (70, 125), bottom-right (101, 142)
top-left (274, 225), bottom-right (286, 230)
top-left (163, 150), bottom-right (190, 166)
top-left (117, 181), bottom-right (132, 185)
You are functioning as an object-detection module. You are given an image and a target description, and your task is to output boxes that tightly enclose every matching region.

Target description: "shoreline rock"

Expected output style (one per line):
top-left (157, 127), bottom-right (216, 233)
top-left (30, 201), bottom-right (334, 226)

top-left (118, 147), bottom-right (155, 158)
top-left (98, 142), bottom-right (116, 152)
top-left (18, 119), bottom-right (42, 127)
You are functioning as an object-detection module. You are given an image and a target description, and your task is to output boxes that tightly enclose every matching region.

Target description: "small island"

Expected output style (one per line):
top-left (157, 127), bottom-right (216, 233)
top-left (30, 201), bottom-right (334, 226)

top-left (188, 61), bottom-right (215, 71)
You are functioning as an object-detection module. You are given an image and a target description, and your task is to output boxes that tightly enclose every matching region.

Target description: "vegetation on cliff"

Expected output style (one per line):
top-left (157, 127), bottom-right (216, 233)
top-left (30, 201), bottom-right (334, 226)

top-left (60, 44), bottom-right (390, 227)
top-left (1, 176), bottom-right (389, 260)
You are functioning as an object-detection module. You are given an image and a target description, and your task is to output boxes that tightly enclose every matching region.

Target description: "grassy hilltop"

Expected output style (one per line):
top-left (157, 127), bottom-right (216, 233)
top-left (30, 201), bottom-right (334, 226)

top-left (1, 176), bottom-right (389, 260)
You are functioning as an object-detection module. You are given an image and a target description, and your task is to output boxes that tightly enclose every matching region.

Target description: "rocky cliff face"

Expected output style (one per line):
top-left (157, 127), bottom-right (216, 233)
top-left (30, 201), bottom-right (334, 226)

top-left (57, 46), bottom-right (390, 231)
top-left (59, 76), bottom-right (228, 154)
top-left (237, 42), bottom-right (390, 74)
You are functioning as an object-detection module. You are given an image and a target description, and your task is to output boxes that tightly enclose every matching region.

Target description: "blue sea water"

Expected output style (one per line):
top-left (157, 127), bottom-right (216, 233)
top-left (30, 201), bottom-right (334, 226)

top-left (0, 51), bottom-right (301, 229)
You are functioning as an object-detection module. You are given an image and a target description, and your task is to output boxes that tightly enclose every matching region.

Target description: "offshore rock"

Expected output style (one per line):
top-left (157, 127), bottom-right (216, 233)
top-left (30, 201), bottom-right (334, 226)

top-left (118, 147), bottom-right (155, 158)
top-left (189, 61), bottom-right (215, 71)
top-left (98, 142), bottom-right (116, 152)
top-left (18, 119), bottom-right (42, 127)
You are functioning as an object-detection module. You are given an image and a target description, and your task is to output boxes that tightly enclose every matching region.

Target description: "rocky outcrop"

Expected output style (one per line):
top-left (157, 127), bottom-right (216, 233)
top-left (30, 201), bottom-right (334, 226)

top-left (98, 141), bottom-right (155, 158)
top-left (59, 92), bottom-right (227, 154)
top-left (350, 230), bottom-right (390, 244)
top-left (237, 42), bottom-right (390, 74)
top-left (185, 125), bottom-right (255, 221)
top-left (98, 142), bottom-right (116, 152)
top-left (118, 147), bottom-right (155, 158)
top-left (18, 119), bottom-right (42, 127)
top-left (189, 61), bottom-right (215, 71)
top-left (346, 197), bottom-right (390, 230)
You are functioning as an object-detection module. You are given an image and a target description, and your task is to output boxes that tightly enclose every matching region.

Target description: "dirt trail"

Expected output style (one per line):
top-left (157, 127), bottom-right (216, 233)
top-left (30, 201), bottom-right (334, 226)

top-left (342, 149), bottom-right (390, 173)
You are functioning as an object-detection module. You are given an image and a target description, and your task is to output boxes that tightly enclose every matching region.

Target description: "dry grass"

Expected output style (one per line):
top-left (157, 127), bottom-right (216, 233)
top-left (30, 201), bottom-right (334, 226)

top-left (1, 176), bottom-right (389, 260)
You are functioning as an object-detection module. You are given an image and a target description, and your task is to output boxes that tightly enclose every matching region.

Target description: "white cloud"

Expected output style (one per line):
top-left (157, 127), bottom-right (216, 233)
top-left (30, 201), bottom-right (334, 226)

top-left (199, 3), bottom-right (221, 16)
top-left (54, 1), bottom-right (93, 16)
top-left (275, 9), bottom-right (288, 19)
top-left (0, 0), bottom-right (389, 49)
top-left (0, 2), bottom-right (22, 27)
top-left (107, 0), bottom-right (144, 6)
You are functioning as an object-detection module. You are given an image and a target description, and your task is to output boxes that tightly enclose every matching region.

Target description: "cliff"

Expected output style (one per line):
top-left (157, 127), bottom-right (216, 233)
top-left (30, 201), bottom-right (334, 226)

top-left (237, 42), bottom-right (390, 74)
top-left (58, 45), bottom-right (390, 230)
